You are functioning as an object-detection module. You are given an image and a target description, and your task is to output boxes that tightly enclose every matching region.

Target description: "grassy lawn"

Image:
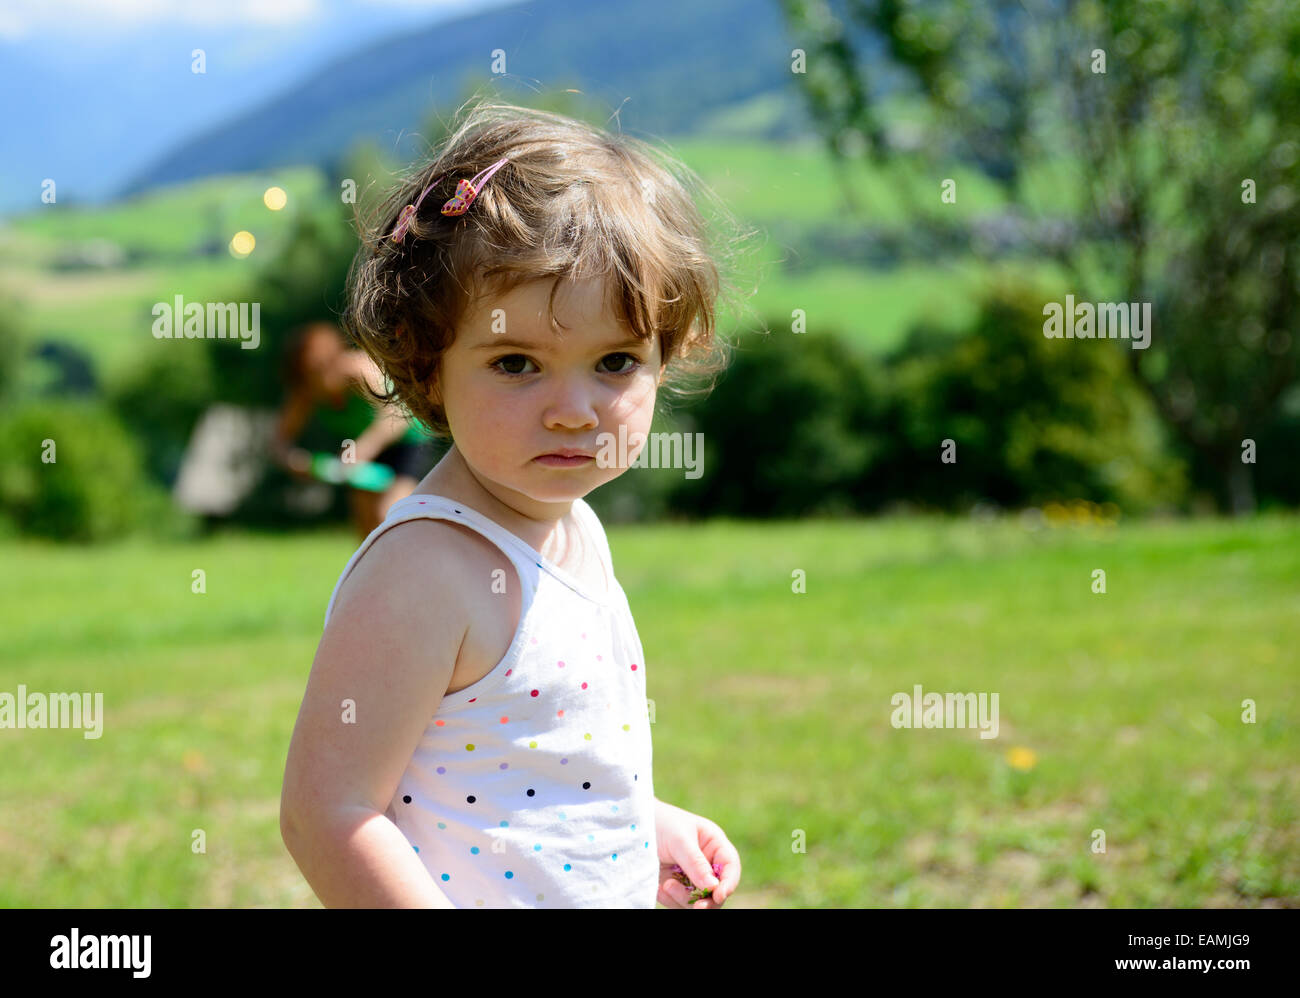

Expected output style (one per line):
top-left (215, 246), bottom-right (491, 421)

top-left (1, 512), bottom-right (1296, 907)
top-left (3, 166), bottom-right (327, 257)
top-left (672, 136), bottom-right (1013, 224)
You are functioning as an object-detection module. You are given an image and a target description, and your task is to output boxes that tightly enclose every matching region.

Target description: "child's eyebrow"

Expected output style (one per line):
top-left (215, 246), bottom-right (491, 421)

top-left (471, 336), bottom-right (647, 352)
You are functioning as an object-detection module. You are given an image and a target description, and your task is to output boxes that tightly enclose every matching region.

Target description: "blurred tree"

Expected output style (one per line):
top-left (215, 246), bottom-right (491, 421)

top-left (108, 339), bottom-right (213, 488)
top-left (667, 330), bottom-right (886, 517)
top-left (208, 196), bottom-right (358, 409)
top-left (0, 293), bottom-right (25, 406)
top-left (876, 282), bottom-right (1185, 512)
top-left (780, 0), bottom-right (1299, 513)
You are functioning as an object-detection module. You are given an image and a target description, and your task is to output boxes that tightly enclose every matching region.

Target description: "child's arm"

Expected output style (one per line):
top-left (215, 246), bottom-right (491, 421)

top-left (345, 352), bottom-right (413, 464)
top-left (271, 386), bottom-right (315, 464)
top-left (280, 521), bottom-right (476, 908)
top-left (350, 406), bottom-right (412, 466)
top-left (282, 805), bottom-right (456, 908)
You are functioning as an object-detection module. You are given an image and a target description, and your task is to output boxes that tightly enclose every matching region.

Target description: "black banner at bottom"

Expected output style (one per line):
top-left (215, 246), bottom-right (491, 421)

top-left (0, 906), bottom-right (1288, 985)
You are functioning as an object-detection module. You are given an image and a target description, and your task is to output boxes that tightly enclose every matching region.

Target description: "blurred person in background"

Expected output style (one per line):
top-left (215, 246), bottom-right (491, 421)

top-left (272, 322), bottom-right (441, 538)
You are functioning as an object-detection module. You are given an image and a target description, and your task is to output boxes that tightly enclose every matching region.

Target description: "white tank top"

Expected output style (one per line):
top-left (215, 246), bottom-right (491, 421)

top-left (323, 493), bottom-right (658, 907)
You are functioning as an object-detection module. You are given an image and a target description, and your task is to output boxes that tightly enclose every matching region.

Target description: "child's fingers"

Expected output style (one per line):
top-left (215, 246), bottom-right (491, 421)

top-left (658, 879), bottom-right (686, 908)
top-left (659, 878), bottom-right (712, 909)
top-left (697, 825), bottom-right (740, 904)
top-left (714, 868), bottom-right (738, 905)
top-left (712, 846), bottom-right (741, 904)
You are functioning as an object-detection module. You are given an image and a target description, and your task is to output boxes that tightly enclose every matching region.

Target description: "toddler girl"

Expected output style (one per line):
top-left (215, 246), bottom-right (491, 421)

top-left (280, 98), bottom-right (749, 908)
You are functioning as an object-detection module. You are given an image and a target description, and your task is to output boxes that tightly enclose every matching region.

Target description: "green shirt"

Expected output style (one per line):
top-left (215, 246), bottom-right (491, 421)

top-left (314, 389), bottom-right (432, 447)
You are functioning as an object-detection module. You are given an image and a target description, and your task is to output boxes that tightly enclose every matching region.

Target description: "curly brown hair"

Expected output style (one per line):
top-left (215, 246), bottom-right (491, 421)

top-left (341, 96), bottom-right (761, 440)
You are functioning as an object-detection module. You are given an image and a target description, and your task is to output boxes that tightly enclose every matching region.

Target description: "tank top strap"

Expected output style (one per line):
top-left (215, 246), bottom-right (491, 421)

top-left (323, 493), bottom-right (542, 628)
top-left (570, 497), bottom-right (615, 587)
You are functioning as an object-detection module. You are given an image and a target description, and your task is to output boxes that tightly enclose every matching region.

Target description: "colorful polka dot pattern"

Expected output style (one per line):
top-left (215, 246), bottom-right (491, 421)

top-left (362, 494), bottom-right (658, 907)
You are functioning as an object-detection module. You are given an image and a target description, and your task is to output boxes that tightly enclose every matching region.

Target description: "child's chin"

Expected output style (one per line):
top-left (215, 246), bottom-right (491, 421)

top-left (532, 483), bottom-right (598, 503)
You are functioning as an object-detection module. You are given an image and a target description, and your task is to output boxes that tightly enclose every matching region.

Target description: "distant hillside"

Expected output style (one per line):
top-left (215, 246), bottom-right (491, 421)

top-left (120, 0), bottom-right (817, 196)
top-left (0, 0), bottom-right (496, 218)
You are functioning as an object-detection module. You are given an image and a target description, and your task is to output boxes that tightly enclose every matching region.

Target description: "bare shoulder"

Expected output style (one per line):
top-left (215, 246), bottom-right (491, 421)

top-left (332, 515), bottom-right (505, 618)
top-left (331, 515), bottom-right (523, 691)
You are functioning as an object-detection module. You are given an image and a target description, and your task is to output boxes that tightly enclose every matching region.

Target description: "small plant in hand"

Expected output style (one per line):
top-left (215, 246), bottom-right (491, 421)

top-left (670, 863), bottom-right (724, 903)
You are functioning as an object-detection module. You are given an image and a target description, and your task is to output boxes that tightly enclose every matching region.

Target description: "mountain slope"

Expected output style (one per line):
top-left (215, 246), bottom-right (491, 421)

top-left (120, 0), bottom-right (806, 196)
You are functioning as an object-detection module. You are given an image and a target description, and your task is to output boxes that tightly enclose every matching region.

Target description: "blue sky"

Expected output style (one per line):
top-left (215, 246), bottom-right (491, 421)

top-left (0, 0), bottom-right (518, 217)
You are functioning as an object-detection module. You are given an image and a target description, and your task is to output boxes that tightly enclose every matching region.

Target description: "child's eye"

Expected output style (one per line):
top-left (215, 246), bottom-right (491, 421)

top-left (600, 352), bottom-right (642, 375)
top-left (490, 354), bottom-right (535, 377)
top-left (489, 353), bottom-right (643, 378)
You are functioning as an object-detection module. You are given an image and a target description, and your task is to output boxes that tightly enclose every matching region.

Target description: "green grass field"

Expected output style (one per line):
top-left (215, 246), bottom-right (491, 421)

top-left (2, 512), bottom-right (1296, 907)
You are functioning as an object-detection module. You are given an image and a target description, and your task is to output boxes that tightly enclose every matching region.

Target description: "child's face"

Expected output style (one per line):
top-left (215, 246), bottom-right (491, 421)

top-left (300, 328), bottom-right (347, 397)
top-left (431, 275), bottom-right (664, 506)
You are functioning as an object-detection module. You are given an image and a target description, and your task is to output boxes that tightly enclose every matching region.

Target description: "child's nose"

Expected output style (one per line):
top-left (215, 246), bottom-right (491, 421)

top-left (543, 376), bottom-right (599, 428)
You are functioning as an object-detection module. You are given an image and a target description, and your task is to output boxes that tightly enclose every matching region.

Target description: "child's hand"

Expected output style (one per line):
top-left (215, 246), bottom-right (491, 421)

top-left (669, 862), bottom-right (724, 904)
top-left (654, 798), bottom-right (741, 909)
top-left (283, 448), bottom-right (313, 479)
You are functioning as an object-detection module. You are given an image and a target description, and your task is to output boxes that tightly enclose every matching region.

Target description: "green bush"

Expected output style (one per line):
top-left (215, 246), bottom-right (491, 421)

top-left (1251, 385), bottom-right (1300, 509)
top-left (876, 282), bottom-right (1187, 513)
top-left (666, 330), bottom-right (886, 517)
top-left (0, 398), bottom-right (193, 542)
top-left (656, 283), bottom-right (1188, 520)
top-left (108, 339), bottom-right (215, 488)
top-left (0, 293), bottom-right (26, 406)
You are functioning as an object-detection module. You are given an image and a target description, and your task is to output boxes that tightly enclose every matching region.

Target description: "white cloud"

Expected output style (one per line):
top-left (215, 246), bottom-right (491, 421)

top-left (0, 0), bottom-right (485, 42)
top-left (0, 0), bottom-right (324, 39)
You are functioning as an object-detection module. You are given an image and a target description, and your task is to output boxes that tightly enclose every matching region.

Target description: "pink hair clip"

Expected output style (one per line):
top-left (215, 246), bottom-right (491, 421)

top-left (388, 177), bottom-right (442, 243)
top-left (387, 156), bottom-right (510, 244)
top-left (439, 156), bottom-right (509, 216)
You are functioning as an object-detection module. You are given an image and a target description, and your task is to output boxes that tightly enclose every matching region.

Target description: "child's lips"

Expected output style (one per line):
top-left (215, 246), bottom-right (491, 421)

top-left (534, 453), bottom-right (594, 466)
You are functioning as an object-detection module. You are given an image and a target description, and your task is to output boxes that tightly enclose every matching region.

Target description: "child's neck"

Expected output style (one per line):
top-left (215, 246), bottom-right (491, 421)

top-left (417, 445), bottom-right (580, 559)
